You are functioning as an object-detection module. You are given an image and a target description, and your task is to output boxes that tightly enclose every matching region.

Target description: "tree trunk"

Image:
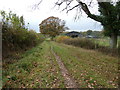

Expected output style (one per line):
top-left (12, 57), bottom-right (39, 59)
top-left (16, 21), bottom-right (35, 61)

top-left (110, 33), bottom-right (117, 48)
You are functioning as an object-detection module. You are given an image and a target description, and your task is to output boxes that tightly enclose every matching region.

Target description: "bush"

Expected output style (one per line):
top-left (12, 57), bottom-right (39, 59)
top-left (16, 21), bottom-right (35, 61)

top-left (1, 10), bottom-right (45, 58)
top-left (62, 38), bottom-right (96, 49)
top-left (57, 37), bottom-right (119, 57)
top-left (55, 36), bottom-right (70, 43)
top-left (2, 28), bottom-right (45, 58)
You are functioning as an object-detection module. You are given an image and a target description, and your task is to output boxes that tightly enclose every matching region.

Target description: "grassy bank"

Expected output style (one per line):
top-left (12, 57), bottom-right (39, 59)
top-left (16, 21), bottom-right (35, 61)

top-left (51, 42), bottom-right (118, 88)
top-left (55, 36), bottom-right (119, 57)
top-left (3, 41), bottom-right (65, 88)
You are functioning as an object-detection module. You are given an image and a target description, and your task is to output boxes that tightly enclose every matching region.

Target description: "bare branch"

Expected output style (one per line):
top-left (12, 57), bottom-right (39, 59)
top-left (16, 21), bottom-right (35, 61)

top-left (67, 4), bottom-right (80, 13)
top-left (55, 2), bottom-right (64, 6)
top-left (75, 1), bottom-right (103, 22)
top-left (77, 1), bottom-right (91, 15)
top-left (62, 1), bottom-right (72, 11)
top-left (37, 0), bottom-right (43, 6)
top-left (32, 0), bottom-right (43, 10)
top-left (74, 6), bottom-right (82, 21)
top-left (54, 0), bottom-right (103, 22)
top-left (88, 0), bottom-right (93, 6)
top-left (54, 0), bottom-right (65, 10)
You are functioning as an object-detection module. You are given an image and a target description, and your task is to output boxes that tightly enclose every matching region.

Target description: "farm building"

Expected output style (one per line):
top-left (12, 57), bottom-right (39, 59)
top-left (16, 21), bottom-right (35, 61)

top-left (65, 31), bottom-right (83, 38)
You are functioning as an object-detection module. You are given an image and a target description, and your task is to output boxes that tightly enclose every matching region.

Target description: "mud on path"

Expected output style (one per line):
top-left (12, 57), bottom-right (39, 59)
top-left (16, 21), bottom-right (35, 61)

top-left (51, 46), bottom-right (78, 88)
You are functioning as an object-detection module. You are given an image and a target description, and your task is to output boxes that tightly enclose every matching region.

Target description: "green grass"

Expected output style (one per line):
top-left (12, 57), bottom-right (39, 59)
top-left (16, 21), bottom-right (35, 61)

top-left (93, 37), bottom-right (120, 47)
top-left (94, 38), bottom-right (110, 47)
top-left (3, 41), bottom-right (65, 88)
top-left (51, 42), bottom-right (118, 88)
top-left (3, 41), bottom-right (119, 88)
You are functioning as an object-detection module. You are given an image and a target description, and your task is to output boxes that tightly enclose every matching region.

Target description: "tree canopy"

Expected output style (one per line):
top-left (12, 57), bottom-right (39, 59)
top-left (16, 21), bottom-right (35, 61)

top-left (39, 16), bottom-right (68, 38)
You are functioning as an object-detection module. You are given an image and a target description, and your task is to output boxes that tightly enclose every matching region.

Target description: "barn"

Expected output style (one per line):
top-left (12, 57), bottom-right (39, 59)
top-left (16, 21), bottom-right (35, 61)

top-left (65, 31), bottom-right (82, 38)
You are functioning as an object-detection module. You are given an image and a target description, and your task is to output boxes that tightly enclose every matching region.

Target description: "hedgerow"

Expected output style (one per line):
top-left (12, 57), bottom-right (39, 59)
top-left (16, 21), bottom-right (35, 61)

top-left (1, 10), bottom-right (44, 58)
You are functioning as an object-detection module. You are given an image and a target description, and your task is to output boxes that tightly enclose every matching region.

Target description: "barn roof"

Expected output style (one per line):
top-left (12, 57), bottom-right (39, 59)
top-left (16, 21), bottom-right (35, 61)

top-left (65, 31), bottom-right (80, 35)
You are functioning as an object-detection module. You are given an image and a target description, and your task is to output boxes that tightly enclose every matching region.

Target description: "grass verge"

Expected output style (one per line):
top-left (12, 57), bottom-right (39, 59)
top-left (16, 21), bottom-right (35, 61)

top-left (51, 42), bottom-right (118, 88)
top-left (2, 41), bottom-right (65, 88)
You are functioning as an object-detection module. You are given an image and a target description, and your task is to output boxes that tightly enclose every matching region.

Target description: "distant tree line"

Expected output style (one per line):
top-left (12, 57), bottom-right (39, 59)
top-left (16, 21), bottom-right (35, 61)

top-left (80, 30), bottom-right (103, 38)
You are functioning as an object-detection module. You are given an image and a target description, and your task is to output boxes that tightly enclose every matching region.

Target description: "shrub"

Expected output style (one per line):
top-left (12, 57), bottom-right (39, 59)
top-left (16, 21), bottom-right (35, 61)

top-left (1, 10), bottom-right (45, 59)
top-left (55, 36), bottom-right (70, 43)
top-left (62, 38), bottom-right (96, 49)
top-left (58, 37), bottom-right (119, 57)
top-left (2, 28), bottom-right (45, 58)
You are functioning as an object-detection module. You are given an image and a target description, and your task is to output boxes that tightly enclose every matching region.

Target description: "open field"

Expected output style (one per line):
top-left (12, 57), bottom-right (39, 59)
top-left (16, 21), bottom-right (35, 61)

top-left (2, 41), bottom-right (119, 88)
top-left (94, 37), bottom-right (120, 47)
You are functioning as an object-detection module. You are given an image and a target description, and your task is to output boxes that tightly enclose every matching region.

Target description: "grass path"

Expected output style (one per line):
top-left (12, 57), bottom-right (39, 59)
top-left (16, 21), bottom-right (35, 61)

top-left (3, 41), bottom-right (119, 88)
top-left (51, 46), bottom-right (78, 88)
top-left (3, 41), bottom-right (65, 88)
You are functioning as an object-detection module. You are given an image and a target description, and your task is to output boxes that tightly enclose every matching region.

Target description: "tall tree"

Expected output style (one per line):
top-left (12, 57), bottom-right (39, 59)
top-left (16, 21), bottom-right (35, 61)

top-left (37, 0), bottom-right (120, 48)
top-left (55, 0), bottom-right (120, 48)
top-left (39, 16), bottom-right (67, 39)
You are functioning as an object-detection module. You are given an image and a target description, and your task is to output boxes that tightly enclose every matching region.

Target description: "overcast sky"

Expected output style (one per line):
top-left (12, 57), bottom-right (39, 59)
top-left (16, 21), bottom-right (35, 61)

top-left (0, 0), bottom-right (103, 32)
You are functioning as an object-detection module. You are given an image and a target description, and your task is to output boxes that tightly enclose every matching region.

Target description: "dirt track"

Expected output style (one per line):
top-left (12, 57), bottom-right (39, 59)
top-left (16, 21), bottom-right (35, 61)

top-left (51, 46), bottom-right (78, 88)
